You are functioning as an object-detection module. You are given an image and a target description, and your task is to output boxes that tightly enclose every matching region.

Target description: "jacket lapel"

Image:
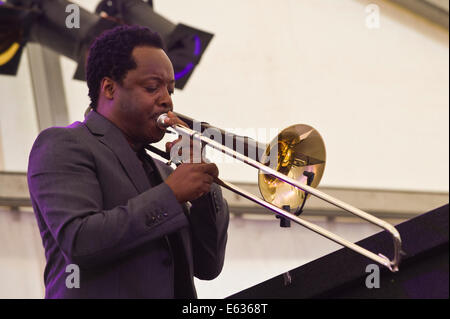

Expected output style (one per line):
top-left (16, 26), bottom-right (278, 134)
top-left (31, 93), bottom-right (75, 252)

top-left (84, 111), bottom-right (195, 292)
top-left (84, 111), bottom-right (150, 194)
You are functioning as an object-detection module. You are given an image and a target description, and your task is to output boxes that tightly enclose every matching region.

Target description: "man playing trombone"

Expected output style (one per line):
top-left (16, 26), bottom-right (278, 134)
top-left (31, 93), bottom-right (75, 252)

top-left (27, 24), bottom-right (229, 299)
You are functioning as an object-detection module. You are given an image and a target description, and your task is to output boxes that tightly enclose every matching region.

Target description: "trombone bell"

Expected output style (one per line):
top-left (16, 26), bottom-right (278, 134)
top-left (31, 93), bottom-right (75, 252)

top-left (258, 124), bottom-right (326, 212)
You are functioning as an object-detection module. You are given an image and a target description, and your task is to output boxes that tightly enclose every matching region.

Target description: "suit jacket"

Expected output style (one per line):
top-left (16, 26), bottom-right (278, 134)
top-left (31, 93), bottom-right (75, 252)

top-left (27, 111), bottom-right (229, 298)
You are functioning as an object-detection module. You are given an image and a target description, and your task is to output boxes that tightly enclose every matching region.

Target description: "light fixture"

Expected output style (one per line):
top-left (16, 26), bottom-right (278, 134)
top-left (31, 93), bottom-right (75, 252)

top-left (1, 0), bottom-right (213, 90)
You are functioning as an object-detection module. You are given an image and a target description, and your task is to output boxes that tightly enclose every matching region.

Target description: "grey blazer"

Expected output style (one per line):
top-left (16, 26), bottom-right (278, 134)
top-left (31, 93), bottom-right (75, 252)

top-left (27, 111), bottom-right (229, 298)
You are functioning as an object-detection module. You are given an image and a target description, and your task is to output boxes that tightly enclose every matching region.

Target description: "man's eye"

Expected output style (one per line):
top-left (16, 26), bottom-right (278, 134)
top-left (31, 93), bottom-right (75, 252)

top-left (145, 87), bottom-right (158, 93)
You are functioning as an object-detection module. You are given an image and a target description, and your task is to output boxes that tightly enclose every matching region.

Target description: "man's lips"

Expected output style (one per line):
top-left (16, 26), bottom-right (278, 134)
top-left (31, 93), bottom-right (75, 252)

top-left (151, 112), bottom-right (164, 120)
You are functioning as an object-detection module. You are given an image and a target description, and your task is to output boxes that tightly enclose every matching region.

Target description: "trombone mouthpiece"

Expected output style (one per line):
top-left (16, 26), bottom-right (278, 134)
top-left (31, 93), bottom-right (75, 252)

top-left (157, 113), bottom-right (169, 129)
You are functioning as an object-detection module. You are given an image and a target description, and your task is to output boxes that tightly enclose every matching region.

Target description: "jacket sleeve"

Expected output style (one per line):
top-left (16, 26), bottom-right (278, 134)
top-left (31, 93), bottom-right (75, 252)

top-left (187, 183), bottom-right (230, 280)
top-left (27, 127), bottom-right (189, 270)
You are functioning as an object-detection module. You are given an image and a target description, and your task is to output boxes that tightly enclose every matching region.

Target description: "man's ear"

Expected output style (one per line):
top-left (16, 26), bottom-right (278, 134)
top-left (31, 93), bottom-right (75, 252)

top-left (101, 77), bottom-right (115, 100)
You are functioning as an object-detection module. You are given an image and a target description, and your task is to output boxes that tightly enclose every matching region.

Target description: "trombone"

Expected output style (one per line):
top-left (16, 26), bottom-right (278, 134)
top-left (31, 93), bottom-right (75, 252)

top-left (148, 113), bottom-right (403, 272)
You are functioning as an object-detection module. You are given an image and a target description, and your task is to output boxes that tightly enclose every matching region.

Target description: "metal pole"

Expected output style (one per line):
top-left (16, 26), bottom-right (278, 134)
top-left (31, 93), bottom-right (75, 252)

top-left (26, 43), bottom-right (69, 131)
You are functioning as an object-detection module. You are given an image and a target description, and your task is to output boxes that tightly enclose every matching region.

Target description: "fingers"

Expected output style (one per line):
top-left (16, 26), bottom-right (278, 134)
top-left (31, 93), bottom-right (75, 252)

top-left (199, 163), bottom-right (219, 178)
top-left (167, 136), bottom-right (204, 163)
top-left (197, 175), bottom-right (214, 199)
top-left (203, 173), bottom-right (214, 185)
top-left (164, 111), bottom-right (189, 128)
top-left (181, 163), bottom-right (218, 184)
top-left (165, 138), bottom-right (182, 153)
top-left (182, 163), bottom-right (218, 180)
top-left (167, 163), bottom-right (218, 202)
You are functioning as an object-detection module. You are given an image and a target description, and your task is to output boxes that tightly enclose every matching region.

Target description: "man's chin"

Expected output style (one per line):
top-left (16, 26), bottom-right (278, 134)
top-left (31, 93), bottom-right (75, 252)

top-left (147, 130), bottom-right (166, 145)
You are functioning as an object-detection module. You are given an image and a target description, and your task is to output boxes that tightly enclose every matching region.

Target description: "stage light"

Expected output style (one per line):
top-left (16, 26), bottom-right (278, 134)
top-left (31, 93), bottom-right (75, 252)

top-left (0, 0), bottom-right (213, 90)
top-left (0, 2), bottom-right (38, 75)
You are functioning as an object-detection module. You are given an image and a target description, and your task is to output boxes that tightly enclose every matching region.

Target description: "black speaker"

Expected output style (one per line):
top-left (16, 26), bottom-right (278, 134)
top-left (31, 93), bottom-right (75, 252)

top-left (228, 204), bottom-right (449, 299)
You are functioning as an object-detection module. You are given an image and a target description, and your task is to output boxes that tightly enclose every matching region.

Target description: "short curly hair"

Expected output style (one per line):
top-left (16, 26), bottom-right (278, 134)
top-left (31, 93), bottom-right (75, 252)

top-left (86, 25), bottom-right (164, 109)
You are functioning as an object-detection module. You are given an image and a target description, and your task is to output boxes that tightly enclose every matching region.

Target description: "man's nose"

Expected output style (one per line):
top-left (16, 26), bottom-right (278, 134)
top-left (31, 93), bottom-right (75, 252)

top-left (159, 88), bottom-right (173, 111)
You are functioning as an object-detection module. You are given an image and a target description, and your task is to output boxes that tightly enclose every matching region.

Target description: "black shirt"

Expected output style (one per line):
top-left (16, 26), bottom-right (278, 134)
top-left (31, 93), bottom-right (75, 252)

top-left (136, 149), bottom-right (194, 298)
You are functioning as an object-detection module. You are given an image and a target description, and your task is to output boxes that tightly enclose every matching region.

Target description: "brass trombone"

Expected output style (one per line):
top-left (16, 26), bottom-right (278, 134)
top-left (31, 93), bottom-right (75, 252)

top-left (149, 113), bottom-right (402, 272)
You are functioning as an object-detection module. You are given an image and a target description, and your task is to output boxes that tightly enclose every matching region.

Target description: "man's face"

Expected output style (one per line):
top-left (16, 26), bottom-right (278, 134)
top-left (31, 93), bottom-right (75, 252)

top-left (113, 46), bottom-right (175, 145)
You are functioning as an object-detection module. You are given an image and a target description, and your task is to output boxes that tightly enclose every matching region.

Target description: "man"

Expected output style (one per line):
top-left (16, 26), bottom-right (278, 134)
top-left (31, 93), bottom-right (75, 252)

top-left (27, 25), bottom-right (229, 298)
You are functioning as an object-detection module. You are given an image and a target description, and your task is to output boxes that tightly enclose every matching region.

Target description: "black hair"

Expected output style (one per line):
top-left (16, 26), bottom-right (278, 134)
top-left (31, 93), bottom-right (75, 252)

top-left (86, 25), bottom-right (164, 109)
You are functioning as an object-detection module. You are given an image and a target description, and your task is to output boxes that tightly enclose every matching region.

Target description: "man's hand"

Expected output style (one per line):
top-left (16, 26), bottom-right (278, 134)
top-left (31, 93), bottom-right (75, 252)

top-left (162, 111), bottom-right (188, 130)
top-left (164, 111), bottom-right (204, 164)
top-left (165, 163), bottom-right (219, 203)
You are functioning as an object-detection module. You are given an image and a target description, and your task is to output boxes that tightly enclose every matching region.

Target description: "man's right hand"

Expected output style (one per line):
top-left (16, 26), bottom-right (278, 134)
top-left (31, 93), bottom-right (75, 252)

top-left (165, 163), bottom-right (219, 203)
